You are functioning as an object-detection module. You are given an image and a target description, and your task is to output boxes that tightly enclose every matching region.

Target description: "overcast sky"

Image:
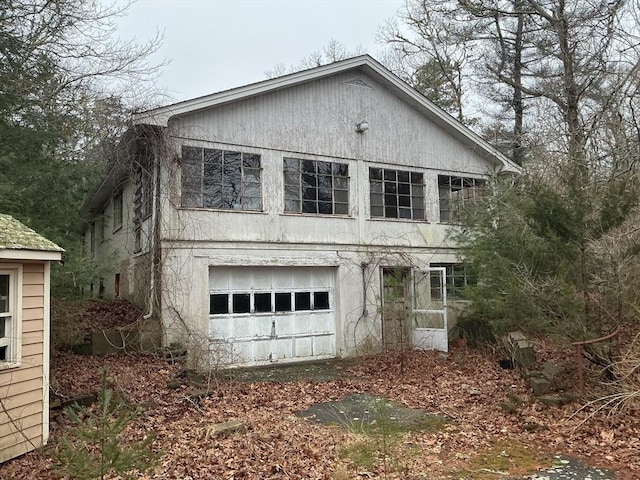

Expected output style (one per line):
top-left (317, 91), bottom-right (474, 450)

top-left (113, 0), bottom-right (404, 104)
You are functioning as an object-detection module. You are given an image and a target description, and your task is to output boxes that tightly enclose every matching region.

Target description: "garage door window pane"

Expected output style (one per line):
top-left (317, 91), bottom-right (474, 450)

top-left (255, 293), bottom-right (272, 313)
top-left (210, 294), bottom-right (228, 314)
top-left (233, 293), bottom-right (251, 313)
top-left (313, 291), bottom-right (330, 310)
top-left (295, 292), bottom-right (311, 311)
top-left (275, 293), bottom-right (292, 312)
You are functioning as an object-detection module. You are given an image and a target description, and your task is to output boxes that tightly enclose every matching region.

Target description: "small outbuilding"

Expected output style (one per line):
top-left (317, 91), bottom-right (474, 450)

top-left (0, 214), bottom-right (63, 463)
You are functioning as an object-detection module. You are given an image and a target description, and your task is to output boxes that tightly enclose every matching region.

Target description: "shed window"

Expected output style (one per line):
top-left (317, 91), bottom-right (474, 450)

top-left (181, 146), bottom-right (262, 211)
top-left (0, 268), bottom-right (21, 367)
top-left (283, 158), bottom-right (349, 215)
top-left (369, 168), bottom-right (425, 220)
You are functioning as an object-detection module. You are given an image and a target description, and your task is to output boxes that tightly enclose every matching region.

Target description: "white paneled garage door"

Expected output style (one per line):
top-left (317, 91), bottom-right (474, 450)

top-left (208, 266), bottom-right (336, 366)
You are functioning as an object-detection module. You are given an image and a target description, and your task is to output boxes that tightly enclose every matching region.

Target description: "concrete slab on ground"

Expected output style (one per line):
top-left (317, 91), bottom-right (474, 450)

top-left (297, 393), bottom-right (449, 432)
top-left (524, 456), bottom-right (617, 479)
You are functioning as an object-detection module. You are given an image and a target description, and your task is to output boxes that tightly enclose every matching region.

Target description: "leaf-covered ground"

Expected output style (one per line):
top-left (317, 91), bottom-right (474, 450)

top-left (2, 344), bottom-right (639, 479)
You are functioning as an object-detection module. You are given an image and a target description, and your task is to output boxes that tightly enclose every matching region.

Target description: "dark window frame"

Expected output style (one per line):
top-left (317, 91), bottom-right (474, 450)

top-left (181, 146), bottom-right (262, 211)
top-left (438, 175), bottom-right (485, 223)
top-left (283, 158), bottom-right (349, 215)
top-left (369, 168), bottom-right (425, 220)
top-left (430, 263), bottom-right (476, 299)
top-left (113, 189), bottom-right (123, 233)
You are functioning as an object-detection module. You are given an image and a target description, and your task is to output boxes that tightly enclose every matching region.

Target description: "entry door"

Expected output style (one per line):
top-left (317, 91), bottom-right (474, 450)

top-left (381, 267), bottom-right (411, 351)
top-left (411, 267), bottom-right (448, 352)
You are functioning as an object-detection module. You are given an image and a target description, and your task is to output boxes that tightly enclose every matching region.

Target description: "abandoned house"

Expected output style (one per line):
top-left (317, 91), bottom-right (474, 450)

top-left (0, 214), bottom-right (63, 462)
top-left (81, 55), bottom-right (519, 367)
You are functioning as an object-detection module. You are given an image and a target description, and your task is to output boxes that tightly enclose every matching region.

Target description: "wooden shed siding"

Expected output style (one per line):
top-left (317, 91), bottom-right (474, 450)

top-left (0, 423), bottom-right (43, 452)
top-left (22, 316), bottom-right (44, 332)
top-left (22, 283), bottom-right (44, 297)
top-left (0, 400), bottom-right (42, 427)
top-left (0, 260), bottom-right (46, 463)
top-left (0, 388), bottom-right (43, 414)
top-left (22, 263), bottom-right (44, 274)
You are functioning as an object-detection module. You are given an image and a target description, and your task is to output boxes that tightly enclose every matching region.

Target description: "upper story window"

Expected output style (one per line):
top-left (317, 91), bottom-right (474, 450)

top-left (113, 189), bottom-right (123, 232)
top-left (369, 168), bottom-right (425, 220)
top-left (438, 175), bottom-right (485, 223)
top-left (283, 158), bottom-right (349, 215)
top-left (181, 146), bottom-right (262, 211)
top-left (0, 267), bottom-right (21, 367)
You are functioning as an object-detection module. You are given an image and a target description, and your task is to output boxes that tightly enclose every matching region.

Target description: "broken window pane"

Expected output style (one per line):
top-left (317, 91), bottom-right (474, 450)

top-left (182, 146), bottom-right (262, 211)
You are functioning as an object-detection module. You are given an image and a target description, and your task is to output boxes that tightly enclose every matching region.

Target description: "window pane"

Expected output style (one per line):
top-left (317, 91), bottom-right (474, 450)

top-left (275, 293), bottom-right (292, 312)
top-left (284, 172), bottom-right (300, 186)
top-left (302, 160), bottom-right (316, 173)
top-left (334, 190), bottom-right (348, 203)
top-left (0, 346), bottom-right (6, 361)
top-left (283, 158), bottom-right (300, 171)
top-left (398, 195), bottom-right (411, 207)
top-left (302, 173), bottom-right (317, 188)
top-left (182, 146), bottom-right (202, 163)
top-left (302, 200), bottom-right (317, 213)
top-left (399, 208), bottom-right (412, 219)
top-left (385, 205), bottom-right (398, 218)
top-left (333, 163), bottom-right (348, 176)
top-left (182, 192), bottom-right (201, 207)
top-left (369, 168), bottom-right (382, 180)
top-left (335, 203), bottom-right (348, 215)
top-left (397, 170), bottom-right (409, 183)
top-left (255, 293), bottom-right (272, 313)
top-left (0, 275), bottom-right (9, 314)
top-left (413, 209), bottom-right (425, 220)
top-left (334, 177), bottom-right (348, 189)
top-left (411, 172), bottom-right (423, 184)
top-left (314, 291), bottom-right (330, 310)
top-left (244, 170), bottom-right (261, 183)
top-left (295, 292), bottom-right (311, 310)
top-left (371, 206), bottom-right (384, 217)
top-left (210, 294), bottom-right (228, 314)
top-left (384, 169), bottom-right (397, 181)
top-left (233, 293), bottom-right (251, 313)
top-left (285, 199), bottom-right (301, 212)
top-left (243, 153), bottom-right (261, 168)
top-left (318, 201), bottom-right (332, 214)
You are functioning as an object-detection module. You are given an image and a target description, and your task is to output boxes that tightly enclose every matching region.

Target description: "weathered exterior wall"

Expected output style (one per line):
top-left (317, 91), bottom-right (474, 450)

top-left (87, 178), bottom-right (153, 301)
top-left (0, 261), bottom-right (48, 463)
top-left (160, 244), bottom-right (462, 360)
top-left (153, 70), bottom-right (494, 361)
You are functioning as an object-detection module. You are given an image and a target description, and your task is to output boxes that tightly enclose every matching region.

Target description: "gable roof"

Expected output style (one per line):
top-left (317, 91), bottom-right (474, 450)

top-left (0, 214), bottom-right (63, 260)
top-left (133, 55), bottom-right (520, 173)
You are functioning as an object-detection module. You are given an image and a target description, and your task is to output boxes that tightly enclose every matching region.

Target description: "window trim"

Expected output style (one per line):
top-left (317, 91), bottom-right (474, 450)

top-left (369, 167), bottom-right (426, 221)
top-left (0, 265), bottom-right (23, 369)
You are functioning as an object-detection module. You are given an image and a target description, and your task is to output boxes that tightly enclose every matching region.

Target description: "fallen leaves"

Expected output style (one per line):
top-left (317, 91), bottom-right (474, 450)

top-left (1, 343), bottom-right (639, 479)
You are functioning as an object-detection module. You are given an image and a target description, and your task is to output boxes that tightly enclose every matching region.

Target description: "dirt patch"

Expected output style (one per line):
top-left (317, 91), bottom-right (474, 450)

top-left (297, 393), bottom-right (450, 433)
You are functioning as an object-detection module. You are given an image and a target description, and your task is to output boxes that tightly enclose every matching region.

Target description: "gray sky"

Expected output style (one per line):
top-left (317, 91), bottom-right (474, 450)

top-left (114, 0), bottom-right (404, 103)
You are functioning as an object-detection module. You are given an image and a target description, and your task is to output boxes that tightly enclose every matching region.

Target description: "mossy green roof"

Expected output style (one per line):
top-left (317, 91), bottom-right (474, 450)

top-left (0, 214), bottom-right (64, 252)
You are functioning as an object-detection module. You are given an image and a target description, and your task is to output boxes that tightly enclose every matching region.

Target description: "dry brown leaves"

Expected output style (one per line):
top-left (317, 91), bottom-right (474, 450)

top-left (2, 342), bottom-right (640, 479)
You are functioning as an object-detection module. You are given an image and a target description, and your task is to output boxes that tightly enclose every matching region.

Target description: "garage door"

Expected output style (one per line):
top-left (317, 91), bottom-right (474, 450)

top-left (208, 266), bottom-right (336, 366)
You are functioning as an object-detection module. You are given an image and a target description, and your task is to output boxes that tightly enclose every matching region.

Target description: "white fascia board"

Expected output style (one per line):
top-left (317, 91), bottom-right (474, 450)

top-left (0, 250), bottom-right (63, 261)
